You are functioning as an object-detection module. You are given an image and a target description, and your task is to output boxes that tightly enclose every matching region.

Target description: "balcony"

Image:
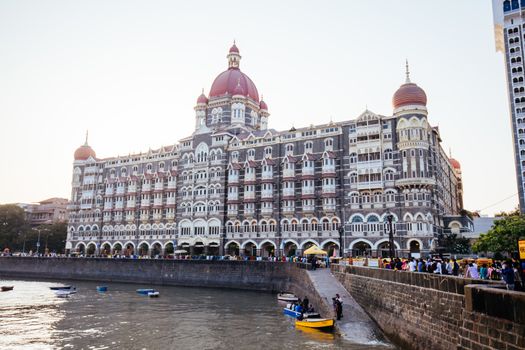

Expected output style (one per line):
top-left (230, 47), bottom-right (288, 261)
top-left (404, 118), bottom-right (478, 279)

top-left (282, 189), bottom-right (295, 197)
top-left (80, 203), bottom-right (93, 210)
top-left (283, 169), bottom-right (295, 179)
top-left (228, 175), bottom-right (239, 183)
top-left (357, 181), bottom-right (383, 190)
top-left (140, 201), bottom-right (150, 208)
top-left (261, 190), bottom-right (273, 199)
top-left (322, 186), bottom-right (336, 194)
top-left (244, 192), bottom-right (256, 200)
top-left (142, 184), bottom-right (152, 192)
top-left (261, 172), bottom-right (273, 181)
top-left (261, 207), bottom-right (273, 215)
top-left (395, 178), bottom-right (436, 187)
top-left (303, 205), bottom-right (315, 212)
top-left (167, 181), bottom-right (177, 189)
top-left (302, 187), bottom-right (315, 196)
top-left (322, 204), bottom-right (336, 212)
top-left (302, 168), bottom-right (314, 176)
top-left (282, 207), bottom-right (295, 215)
top-left (228, 194), bottom-right (239, 201)
top-left (127, 186), bottom-right (137, 193)
top-left (244, 174), bottom-right (256, 183)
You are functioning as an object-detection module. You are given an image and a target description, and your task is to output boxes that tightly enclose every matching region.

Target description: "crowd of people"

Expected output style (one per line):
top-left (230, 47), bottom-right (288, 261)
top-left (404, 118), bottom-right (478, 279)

top-left (379, 257), bottom-right (524, 291)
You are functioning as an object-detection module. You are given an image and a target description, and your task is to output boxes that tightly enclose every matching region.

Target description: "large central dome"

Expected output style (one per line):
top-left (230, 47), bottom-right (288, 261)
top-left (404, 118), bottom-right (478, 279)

top-left (208, 44), bottom-right (260, 102)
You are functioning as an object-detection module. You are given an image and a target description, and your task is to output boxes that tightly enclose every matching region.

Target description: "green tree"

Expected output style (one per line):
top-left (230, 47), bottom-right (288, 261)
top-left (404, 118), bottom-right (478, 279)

top-left (472, 215), bottom-right (525, 256)
top-left (0, 204), bottom-right (29, 252)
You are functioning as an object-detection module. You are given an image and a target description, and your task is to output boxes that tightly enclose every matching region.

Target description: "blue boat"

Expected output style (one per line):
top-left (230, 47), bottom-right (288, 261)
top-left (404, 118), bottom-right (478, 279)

top-left (136, 288), bottom-right (155, 295)
top-left (96, 286), bottom-right (108, 292)
top-left (283, 304), bottom-right (321, 319)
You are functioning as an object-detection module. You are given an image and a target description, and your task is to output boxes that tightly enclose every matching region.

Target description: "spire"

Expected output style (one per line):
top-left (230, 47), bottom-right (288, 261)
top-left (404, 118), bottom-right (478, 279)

top-left (405, 59), bottom-right (411, 83)
top-left (84, 130), bottom-right (89, 146)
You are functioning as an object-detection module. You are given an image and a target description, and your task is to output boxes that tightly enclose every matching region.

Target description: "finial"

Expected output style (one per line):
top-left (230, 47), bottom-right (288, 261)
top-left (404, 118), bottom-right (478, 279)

top-left (201, 87), bottom-right (204, 94)
top-left (233, 39), bottom-right (236, 45)
top-left (449, 147), bottom-right (452, 158)
top-left (84, 130), bottom-right (89, 146)
top-left (261, 94), bottom-right (264, 100)
top-left (405, 59), bottom-right (411, 83)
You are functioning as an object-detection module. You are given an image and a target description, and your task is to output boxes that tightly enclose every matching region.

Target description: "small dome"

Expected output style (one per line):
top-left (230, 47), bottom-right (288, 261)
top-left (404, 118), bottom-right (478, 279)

top-left (449, 158), bottom-right (461, 170)
top-left (196, 92), bottom-right (208, 104)
top-left (392, 82), bottom-right (427, 109)
top-left (74, 144), bottom-right (96, 161)
top-left (260, 99), bottom-right (268, 111)
top-left (229, 43), bottom-right (239, 53)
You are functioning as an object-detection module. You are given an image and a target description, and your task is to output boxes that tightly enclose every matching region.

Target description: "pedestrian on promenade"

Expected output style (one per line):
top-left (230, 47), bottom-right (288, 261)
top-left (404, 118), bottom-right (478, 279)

top-left (466, 262), bottom-right (479, 279)
top-left (433, 259), bottom-right (443, 274)
top-left (513, 262), bottom-right (522, 291)
top-left (479, 264), bottom-right (488, 280)
top-left (409, 258), bottom-right (417, 272)
top-left (501, 262), bottom-right (515, 290)
top-left (452, 259), bottom-right (459, 276)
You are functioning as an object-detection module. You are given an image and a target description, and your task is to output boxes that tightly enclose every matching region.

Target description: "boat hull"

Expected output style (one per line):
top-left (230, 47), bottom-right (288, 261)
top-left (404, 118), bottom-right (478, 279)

top-left (96, 286), bottom-right (108, 292)
top-left (277, 293), bottom-right (298, 302)
top-left (50, 286), bottom-right (73, 291)
top-left (136, 289), bottom-right (155, 295)
top-left (1, 286), bottom-right (14, 292)
top-left (295, 318), bottom-right (334, 330)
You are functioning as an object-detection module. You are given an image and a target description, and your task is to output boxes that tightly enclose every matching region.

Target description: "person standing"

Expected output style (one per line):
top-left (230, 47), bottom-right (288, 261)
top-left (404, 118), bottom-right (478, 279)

top-left (452, 259), bottom-right (460, 276)
top-left (513, 262), bottom-right (523, 291)
top-left (466, 262), bottom-right (479, 279)
top-left (409, 258), bottom-right (417, 272)
top-left (501, 262), bottom-right (515, 290)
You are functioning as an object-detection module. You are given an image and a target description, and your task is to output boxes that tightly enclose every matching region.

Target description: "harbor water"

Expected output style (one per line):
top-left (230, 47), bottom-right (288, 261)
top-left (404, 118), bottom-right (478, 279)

top-left (0, 279), bottom-right (389, 349)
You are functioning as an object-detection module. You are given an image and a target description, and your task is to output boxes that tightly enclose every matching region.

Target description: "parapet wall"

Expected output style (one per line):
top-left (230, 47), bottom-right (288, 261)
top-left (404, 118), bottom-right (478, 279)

top-left (331, 264), bottom-right (525, 350)
top-left (0, 257), bottom-right (300, 292)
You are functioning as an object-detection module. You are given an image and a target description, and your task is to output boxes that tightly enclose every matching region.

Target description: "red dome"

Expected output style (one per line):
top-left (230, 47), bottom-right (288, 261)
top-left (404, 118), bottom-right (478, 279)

top-left (197, 92), bottom-right (208, 104)
top-left (259, 99), bottom-right (268, 111)
top-left (209, 68), bottom-right (259, 101)
top-left (449, 158), bottom-right (461, 170)
top-left (229, 43), bottom-right (239, 53)
top-left (392, 82), bottom-right (427, 109)
top-left (74, 145), bottom-right (96, 160)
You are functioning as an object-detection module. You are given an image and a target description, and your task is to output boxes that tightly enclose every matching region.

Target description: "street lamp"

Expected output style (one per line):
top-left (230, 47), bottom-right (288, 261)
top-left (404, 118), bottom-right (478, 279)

top-left (385, 210), bottom-right (395, 259)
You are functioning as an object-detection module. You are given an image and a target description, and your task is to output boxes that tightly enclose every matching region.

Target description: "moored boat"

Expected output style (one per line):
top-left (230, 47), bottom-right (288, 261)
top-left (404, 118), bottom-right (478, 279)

top-left (283, 306), bottom-right (320, 319)
top-left (55, 289), bottom-right (76, 298)
top-left (96, 286), bottom-right (108, 292)
top-left (295, 318), bottom-right (334, 330)
top-left (136, 288), bottom-right (156, 295)
top-left (1, 286), bottom-right (14, 292)
top-left (50, 285), bottom-right (73, 291)
top-left (277, 292), bottom-right (298, 302)
top-left (147, 291), bottom-right (159, 298)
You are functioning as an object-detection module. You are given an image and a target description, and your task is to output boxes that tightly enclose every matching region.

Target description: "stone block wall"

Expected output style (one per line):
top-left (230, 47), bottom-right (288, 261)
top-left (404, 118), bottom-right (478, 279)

top-left (331, 264), bottom-right (524, 350)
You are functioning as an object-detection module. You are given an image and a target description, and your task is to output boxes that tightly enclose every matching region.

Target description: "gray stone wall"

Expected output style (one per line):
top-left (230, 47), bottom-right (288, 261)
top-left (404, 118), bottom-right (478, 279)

top-left (331, 264), bottom-right (523, 350)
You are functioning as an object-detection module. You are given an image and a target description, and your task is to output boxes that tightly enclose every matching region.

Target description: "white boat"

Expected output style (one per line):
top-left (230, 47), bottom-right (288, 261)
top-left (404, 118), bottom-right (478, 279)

top-left (147, 291), bottom-right (159, 298)
top-left (55, 289), bottom-right (77, 298)
top-left (277, 292), bottom-right (298, 302)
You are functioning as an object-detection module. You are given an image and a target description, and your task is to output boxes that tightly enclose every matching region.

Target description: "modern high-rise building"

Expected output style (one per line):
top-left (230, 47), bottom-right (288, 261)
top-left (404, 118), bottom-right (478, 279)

top-left (493, 0), bottom-right (525, 213)
top-left (66, 44), bottom-right (469, 258)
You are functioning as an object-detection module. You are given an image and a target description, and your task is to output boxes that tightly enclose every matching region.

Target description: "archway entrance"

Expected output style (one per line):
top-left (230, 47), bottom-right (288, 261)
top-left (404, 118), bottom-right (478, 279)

top-left (226, 242), bottom-right (239, 256)
top-left (193, 242), bottom-right (204, 256)
top-left (352, 241), bottom-right (372, 257)
top-left (139, 243), bottom-right (149, 257)
top-left (208, 243), bottom-right (220, 256)
top-left (125, 243), bottom-right (134, 256)
top-left (101, 243), bottom-right (111, 256)
top-left (164, 242), bottom-right (174, 256)
top-left (260, 242), bottom-right (275, 258)
top-left (76, 243), bottom-right (86, 256)
top-left (151, 243), bottom-right (162, 258)
top-left (284, 241), bottom-right (297, 257)
top-left (86, 243), bottom-right (96, 256)
top-left (112, 243), bottom-right (122, 256)
top-left (377, 242), bottom-right (393, 258)
top-left (244, 242), bottom-right (256, 257)
top-left (323, 242), bottom-right (339, 257)
top-left (409, 240), bottom-right (421, 258)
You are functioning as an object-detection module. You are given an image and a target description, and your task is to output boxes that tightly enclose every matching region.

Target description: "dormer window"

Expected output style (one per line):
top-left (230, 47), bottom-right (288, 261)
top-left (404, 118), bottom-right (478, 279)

top-left (305, 141), bottom-right (313, 153)
top-left (247, 149), bottom-right (255, 160)
top-left (286, 144), bottom-right (294, 155)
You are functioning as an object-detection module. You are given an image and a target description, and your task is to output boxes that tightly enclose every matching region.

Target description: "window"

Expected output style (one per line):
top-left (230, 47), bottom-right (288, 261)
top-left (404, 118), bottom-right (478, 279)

top-left (264, 147), bottom-right (272, 157)
top-left (305, 141), bottom-right (313, 152)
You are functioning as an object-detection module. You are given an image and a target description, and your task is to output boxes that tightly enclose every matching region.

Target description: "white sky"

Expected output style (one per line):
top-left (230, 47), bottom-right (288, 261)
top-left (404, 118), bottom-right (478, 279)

top-left (0, 0), bottom-right (517, 215)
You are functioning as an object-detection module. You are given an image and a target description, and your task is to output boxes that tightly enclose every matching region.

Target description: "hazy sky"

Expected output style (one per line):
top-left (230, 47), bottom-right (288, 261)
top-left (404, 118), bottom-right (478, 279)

top-left (0, 0), bottom-right (516, 215)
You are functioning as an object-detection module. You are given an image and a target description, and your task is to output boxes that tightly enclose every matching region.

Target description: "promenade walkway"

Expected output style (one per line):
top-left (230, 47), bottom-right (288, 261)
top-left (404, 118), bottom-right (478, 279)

top-left (307, 268), bottom-right (390, 346)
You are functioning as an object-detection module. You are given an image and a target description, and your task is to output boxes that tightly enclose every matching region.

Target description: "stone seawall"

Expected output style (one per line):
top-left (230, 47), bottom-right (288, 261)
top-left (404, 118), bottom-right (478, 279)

top-left (332, 264), bottom-right (524, 350)
top-left (0, 257), bottom-right (302, 292)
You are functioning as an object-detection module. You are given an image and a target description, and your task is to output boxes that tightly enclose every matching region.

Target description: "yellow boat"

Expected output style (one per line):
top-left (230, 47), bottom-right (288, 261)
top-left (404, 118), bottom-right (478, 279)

top-left (295, 318), bottom-right (334, 330)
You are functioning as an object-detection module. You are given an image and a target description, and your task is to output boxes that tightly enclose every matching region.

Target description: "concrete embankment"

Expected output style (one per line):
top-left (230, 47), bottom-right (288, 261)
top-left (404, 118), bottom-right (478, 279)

top-left (0, 257), bottom-right (298, 291)
top-left (331, 264), bottom-right (525, 350)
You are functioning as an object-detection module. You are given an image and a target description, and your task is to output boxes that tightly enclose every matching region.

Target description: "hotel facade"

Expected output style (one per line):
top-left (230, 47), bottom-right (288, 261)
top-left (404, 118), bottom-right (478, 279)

top-left (66, 44), bottom-right (467, 258)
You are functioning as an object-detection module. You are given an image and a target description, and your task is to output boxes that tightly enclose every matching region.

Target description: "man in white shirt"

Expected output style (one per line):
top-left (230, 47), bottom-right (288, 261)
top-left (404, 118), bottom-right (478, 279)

top-left (408, 258), bottom-right (417, 272)
top-left (433, 260), bottom-right (442, 274)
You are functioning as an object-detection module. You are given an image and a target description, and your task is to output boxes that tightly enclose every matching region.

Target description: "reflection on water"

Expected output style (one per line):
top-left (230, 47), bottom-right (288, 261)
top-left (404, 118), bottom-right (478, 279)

top-left (0, 279), bottom-right (389, 350)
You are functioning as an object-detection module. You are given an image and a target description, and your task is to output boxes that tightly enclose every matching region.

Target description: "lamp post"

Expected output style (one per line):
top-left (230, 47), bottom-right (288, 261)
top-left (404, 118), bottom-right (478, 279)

top-left (386, 210), bottom-right (395, 259)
